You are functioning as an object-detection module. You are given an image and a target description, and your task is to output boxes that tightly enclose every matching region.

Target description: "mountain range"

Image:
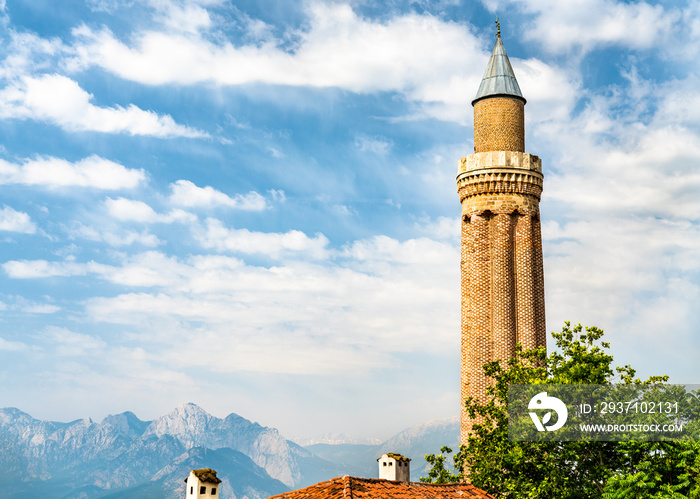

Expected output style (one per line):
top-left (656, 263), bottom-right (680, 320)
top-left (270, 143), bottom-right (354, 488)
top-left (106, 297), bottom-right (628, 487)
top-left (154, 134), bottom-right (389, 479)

top-left (0, 403), bottom-right (458, 498)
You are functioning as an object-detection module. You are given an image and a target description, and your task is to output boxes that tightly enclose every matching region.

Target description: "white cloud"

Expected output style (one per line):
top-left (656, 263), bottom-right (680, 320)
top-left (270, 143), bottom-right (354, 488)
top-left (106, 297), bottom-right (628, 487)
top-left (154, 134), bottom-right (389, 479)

top-left (0, 155), bottom-right (145, 189)
top-left (4, 226), bottom-right (459, 375)
top-left (102, 231), bottom-right (162, 248)
top-left (413, 216), bottom-right (460, 242)
top-left (655, 75), bottom-right (700, 128)
top-left (0, 31), bottom-right (64, 80)
top-left (2, 296), bottom-right (61, 314)
top-left (105, 197), bottom-right (160, 222)
top-left (0, 336), bottom-right (28, 351)
top-left (80, 246), bottom-right (456, 374)
top-left (331, 204), bottom-right (355, 216)
top-left (68, 5), bottom-right (492, 123)
top-left (523, 46), bottom-right (700, 381)
top-left (100, 230), bottom-right (163, 247)
top-left (268, 189), bottom-right (286, 203)
top-left (23, 303), bottom-right (61, 314)
top-left (355, 135), bottom-right (394, 155)
top-left (70, 222), bottom-right (162, 247)
top-left (194, 218), bottom-right (330, 259)
top-left (43, 326), bottom-right (106, 357)
top-left (3, 252), bottom-right (186, 287)
top-left (0, 74), bottom-right (208, 137)
top-left (0, 205), bottom-right (36, 233)
top-left (85, 0), bottom-right (122, 13)
top-left (267, 147), bottom-right (284, 159)
top-left (169, 180), bottom-right (268, 210)
top-left (513, 58), bottom-right (579, 125)
top-left (3, 259), bottom-right (109, 279)
top-left (543, 114), bottom-right (700, 222)
top-left (102, 251), bottom-right (189, 287)
top-left (104, 197), bottom-right (195, 223)
top-left (150, 0), bottom-right (216, 34)
top-left (0, 3), bottom-right (578, 126)
top-left (343, 235), bottom-right (455, 266)
top-left (485, 0), bottom-right (681, 54)
top-left (543, 214), bottom-right (700, 370)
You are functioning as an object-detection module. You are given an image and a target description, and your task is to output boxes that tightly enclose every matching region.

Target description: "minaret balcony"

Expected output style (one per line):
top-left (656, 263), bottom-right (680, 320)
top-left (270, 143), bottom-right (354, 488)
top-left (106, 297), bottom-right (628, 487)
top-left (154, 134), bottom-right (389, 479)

top-left (458, 151), bottom-right (541, 174)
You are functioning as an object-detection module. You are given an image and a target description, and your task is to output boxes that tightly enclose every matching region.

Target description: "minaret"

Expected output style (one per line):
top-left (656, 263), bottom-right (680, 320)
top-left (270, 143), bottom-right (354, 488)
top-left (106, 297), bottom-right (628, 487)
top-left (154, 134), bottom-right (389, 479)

top-left (458, 24), bottom-right (546, 443)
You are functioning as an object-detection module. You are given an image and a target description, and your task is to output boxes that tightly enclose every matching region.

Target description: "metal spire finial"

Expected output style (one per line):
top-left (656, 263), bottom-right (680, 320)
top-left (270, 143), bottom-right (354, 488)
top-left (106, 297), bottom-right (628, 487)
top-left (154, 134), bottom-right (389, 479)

top-left (472, 18), bottom-right (525, 105)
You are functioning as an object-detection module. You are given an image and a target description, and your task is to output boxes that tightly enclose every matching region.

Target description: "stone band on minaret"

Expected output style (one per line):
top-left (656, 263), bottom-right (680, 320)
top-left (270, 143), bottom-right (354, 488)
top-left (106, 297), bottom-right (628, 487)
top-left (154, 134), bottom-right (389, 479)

top-left (458, 30), bottom-right (546, 444)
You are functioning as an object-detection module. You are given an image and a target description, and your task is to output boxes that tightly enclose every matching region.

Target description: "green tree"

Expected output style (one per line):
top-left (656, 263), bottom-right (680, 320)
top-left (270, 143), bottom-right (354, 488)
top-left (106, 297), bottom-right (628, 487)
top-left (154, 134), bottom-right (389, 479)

top-left (602, 441), bottom-right (700, 498)
top-left (423, 322), bottom-right (700, 498)
top-left (420, 446), bottom-right (461, 484)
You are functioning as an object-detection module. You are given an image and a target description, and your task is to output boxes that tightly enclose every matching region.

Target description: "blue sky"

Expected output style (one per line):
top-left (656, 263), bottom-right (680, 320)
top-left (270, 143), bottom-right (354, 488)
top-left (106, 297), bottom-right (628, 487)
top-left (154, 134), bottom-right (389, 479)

top-left (0, 0), bottom-right (699, 442)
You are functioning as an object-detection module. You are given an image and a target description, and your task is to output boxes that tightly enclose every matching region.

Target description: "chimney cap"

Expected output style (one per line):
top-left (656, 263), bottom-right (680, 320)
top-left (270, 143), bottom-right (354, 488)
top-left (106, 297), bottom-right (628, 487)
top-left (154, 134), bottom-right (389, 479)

top-left (184, 468), bottom-right (222, 484)
top-left (377, 452), bottom-right (411, 462)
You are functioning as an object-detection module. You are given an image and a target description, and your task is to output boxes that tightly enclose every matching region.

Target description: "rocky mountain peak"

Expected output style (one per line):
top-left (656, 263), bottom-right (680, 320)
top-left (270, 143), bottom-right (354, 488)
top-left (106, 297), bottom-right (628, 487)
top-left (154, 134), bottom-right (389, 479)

top-left (102, 411), bottom-right (151, 439)
top-left (142, 403), bottom-right (217, 448)
top-left (0, 407), bottom-right (35, 425)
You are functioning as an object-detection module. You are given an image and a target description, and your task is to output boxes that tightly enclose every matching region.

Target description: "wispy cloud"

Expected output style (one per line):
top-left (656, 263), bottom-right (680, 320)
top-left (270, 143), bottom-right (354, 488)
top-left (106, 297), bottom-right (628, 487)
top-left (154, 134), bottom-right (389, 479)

top-left (3, 259), bottom-right (109, 279)
top-left (169, 180), bottom-right (268, 210)
top-left (1, 295), bottom-right (60, 314)
top-left (355, 135), bottom-right (393, 155)
top-left (105, 197), bottom-right (195, 223)
top-left (0, 336), bottom-right (28, 351)
top-left (70, 222), bottom-right (162, 247)
top-left (43, 326), bottom-right (106, 357)
top-left (0, 31), bottom-right (64, 79)
top-left (149, 0), bottom-right (218, 34)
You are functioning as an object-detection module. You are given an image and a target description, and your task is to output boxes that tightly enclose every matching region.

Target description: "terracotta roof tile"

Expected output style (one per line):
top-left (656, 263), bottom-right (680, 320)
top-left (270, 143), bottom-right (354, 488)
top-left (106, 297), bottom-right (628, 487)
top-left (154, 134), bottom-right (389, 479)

top-left (266, 476), bottom-right (495, 499)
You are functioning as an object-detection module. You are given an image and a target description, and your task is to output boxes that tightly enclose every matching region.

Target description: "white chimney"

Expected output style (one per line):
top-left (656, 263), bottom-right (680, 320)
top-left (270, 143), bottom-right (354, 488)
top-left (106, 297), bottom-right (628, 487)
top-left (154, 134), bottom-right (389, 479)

top-left (184, 469), bottom-right (222, 498)
top-left (377, 453), bottom-right (411, 482)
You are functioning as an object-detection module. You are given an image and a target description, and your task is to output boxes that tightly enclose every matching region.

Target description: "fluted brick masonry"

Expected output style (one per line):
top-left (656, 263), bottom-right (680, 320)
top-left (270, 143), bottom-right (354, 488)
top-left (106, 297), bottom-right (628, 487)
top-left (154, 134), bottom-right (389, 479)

top-left (458, 102), bottom-right (546, 444)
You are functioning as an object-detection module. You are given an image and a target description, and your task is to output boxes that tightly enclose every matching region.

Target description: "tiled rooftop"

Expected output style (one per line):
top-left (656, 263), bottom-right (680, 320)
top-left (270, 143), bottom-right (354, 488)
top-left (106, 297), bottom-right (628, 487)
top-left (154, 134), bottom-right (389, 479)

top-left (266, 476), bottom-right (495, 499)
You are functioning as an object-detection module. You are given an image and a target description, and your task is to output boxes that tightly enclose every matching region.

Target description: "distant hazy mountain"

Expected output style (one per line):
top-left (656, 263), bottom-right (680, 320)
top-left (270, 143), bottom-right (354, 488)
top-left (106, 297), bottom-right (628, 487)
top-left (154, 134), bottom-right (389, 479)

top-left (304, 416), bottom-right (459, 480)
top-left (102, 447), bottom-right (288, 499)
top-left (379, 416), bottom-right (459, 458)
top-left (292, 433), bottom-right (382, 446)
top-left (0, 404), bottom-right (458, 498)
top-left (0, 403), bottom-right (342, 499)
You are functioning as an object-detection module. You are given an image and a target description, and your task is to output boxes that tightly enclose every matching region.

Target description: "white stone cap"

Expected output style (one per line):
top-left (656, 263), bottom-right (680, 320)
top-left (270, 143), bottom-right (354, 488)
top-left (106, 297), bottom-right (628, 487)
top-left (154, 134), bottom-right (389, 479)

top-left (459, 151), bottom-right (541, 174)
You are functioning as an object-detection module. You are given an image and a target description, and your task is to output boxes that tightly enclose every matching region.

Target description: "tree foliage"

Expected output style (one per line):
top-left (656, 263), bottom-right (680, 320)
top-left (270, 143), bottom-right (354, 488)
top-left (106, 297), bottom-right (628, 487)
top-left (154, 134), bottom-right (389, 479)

top-left (423, 322), bottom-right (700, 498)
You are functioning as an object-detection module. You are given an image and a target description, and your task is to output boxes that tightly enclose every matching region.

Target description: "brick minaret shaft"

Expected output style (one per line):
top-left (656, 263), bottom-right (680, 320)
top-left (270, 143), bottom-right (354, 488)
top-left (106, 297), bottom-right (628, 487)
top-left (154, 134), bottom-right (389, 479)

top-left (458, 30), bottom-right (546, 444)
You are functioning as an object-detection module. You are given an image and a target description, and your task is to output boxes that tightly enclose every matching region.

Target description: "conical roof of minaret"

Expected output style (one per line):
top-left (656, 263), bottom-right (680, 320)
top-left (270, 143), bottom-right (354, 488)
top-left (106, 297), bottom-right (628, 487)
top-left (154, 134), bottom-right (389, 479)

top-left (472, 33), bottom-right (525, 106)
